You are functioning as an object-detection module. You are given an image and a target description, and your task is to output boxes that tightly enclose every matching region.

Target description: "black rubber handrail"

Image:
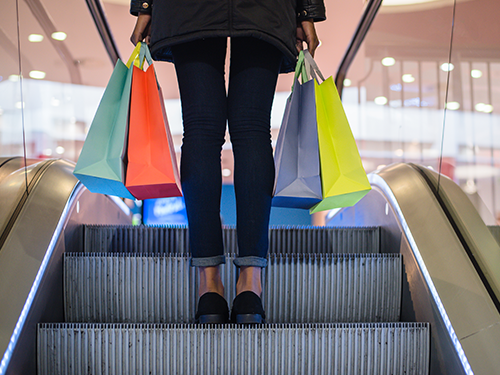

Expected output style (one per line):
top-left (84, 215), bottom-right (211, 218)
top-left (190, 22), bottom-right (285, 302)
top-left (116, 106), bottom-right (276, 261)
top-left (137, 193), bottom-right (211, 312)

top-left (335, 0), bottom-right (383, 97)
top-left (85, 0), bottom-right (121, 65)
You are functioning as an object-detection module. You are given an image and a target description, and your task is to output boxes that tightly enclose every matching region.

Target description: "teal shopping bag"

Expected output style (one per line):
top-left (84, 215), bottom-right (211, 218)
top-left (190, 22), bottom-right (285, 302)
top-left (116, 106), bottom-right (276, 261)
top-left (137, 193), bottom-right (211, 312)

top-left (73, 44), bottom-right (143, 199)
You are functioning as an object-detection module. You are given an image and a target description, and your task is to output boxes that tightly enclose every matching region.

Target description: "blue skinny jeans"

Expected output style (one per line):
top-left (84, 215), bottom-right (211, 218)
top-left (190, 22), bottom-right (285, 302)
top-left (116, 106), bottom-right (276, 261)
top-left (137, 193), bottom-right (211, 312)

top-left (171, 37), bottom-right (282, 268)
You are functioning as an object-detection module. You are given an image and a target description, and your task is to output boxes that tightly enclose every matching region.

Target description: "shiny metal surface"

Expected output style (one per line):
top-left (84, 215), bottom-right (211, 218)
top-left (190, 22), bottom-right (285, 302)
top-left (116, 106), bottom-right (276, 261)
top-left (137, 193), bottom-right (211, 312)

top-left (64, 252), bottom-right (401, 324)
top-left (0, 158), bottom-right (50, 245)
top-left (38, 322), bottom-right (430, 375)
top-left (416, 165), bottom-right (500, 310)
top-left (327, 163), bottom-right (500, 375)
top-left (0, 159), bottom-right (132, 375)
top-left (82, 225), bottom-right (380, 255)
top-left (489, 226), bottom-right (500, 245)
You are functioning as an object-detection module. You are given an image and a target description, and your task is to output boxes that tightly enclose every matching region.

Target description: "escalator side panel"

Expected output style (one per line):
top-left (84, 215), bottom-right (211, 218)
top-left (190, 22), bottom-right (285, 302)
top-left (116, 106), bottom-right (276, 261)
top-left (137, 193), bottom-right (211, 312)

top-left (416, 165), bottom-right (500, 310)
top-left (0, 159), bottom-right (131, 375)
top-left (0, 158), bottom-right (51, 244)
top-left (327, 163), bottom-right (500, 375)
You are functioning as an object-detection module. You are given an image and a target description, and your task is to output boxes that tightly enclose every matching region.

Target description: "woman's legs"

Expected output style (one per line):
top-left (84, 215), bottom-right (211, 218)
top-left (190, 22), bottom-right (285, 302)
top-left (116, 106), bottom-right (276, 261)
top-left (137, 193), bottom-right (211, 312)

top-left (173, 37), bottom-right (282, 311)
top-left (171, 39), bottom-right (228, 298)
top-left (228, 37), bottom-right (282, 295)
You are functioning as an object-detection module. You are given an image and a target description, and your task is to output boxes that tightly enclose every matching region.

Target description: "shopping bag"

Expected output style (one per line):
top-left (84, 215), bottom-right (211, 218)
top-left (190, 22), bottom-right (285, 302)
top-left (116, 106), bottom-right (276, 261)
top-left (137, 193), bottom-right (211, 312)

top-left (73, 43), bottom-right (143, 199)
top-left (303, 51), bottom-right (371, 214)
top-left (272, 52), bottom-right (322, 209)
top-left (125, 43), bottom-right (182, 200)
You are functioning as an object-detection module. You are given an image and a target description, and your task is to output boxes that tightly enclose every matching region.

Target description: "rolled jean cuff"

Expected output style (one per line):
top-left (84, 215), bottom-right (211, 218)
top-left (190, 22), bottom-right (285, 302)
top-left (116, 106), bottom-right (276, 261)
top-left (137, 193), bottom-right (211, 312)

top-left (233, 256), bottom-right (268, 268)
top-left (190, 255), bottom-right (226, 267)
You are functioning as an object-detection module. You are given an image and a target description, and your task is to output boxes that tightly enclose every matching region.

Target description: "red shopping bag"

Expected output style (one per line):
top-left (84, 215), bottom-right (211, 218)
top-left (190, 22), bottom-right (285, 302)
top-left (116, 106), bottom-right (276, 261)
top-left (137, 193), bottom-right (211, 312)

top-left (125, 43), bottom-right (182, 200)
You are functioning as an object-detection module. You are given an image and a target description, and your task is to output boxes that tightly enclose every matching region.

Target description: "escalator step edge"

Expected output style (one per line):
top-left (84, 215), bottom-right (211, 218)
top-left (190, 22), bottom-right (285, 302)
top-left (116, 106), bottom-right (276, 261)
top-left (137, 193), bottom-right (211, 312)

top-left (83, 225), bottom-right (381, 255)
top-left (38, 322), bottom-right (430, 375)
top-left (64, 253), bottom-right (402, 324)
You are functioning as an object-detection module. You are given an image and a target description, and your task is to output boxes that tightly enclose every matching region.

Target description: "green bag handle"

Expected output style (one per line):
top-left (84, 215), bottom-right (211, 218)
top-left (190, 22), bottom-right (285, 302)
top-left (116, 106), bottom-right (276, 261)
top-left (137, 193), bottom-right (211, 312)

top-left (291, 51), bottom-right (309, 91)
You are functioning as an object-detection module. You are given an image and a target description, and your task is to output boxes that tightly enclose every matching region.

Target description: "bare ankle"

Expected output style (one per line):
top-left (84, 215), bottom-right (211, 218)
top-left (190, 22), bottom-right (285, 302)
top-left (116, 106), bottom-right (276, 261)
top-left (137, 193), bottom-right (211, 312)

top-left (198, 266), bottom-right (224, 297)
top-left (236, 266), bottom-right (262, 296)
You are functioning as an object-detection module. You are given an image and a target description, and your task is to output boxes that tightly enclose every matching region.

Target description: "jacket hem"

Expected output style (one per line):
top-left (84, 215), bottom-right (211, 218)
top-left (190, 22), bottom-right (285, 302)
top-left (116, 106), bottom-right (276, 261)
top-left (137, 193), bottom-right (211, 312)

top-left (150, 29), bottom-right (297, 74)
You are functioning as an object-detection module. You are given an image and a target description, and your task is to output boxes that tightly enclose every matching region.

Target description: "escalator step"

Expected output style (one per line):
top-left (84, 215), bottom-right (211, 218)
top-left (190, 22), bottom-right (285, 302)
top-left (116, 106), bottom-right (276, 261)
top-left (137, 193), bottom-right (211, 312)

top-left (83, 225), bottom-right (380, 255)
top-left (64, 253), bottom-right (401, 324)
top-left (38, 322), bottom-right (429, 375)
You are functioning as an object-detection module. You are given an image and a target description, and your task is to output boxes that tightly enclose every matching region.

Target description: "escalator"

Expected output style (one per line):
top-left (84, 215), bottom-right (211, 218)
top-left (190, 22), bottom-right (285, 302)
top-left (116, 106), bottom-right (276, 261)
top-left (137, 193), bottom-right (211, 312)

top-left (0, 157), bottom-right (132, 375)
top-left (1, 159), bottom-right (500, 374)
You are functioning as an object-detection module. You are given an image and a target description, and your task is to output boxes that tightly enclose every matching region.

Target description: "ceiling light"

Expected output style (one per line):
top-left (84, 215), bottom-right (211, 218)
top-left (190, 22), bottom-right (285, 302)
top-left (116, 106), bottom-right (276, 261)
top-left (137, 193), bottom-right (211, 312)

top-left (51, 32), bottom-right (67, 41)
top-left (28, 34), bottom-right (44, 42)
top-left (381, 57), bottom-right (396, 67)
top-left (374, 96), bottom-right (388, 105)
top-left (402, 74), bottom-right (415, 83)
top-left (440, 63), bottom-right (454, 72)
top-left (482, 104), bottom-right (493, 113)
top-left (55, 146), bottom-right (65, 154)
top-left (471, 69), bottom-right (482, 79)
top-left (445, 102), bottom-right (460, 110)
top-left (343, 78), bottom-right (352, 87)
top-left (474, 103), bottom-right (493, 113)
top-left (9, 75), bottom-right (20, 82)
top-left (29, 70), bottom-right (46, 79)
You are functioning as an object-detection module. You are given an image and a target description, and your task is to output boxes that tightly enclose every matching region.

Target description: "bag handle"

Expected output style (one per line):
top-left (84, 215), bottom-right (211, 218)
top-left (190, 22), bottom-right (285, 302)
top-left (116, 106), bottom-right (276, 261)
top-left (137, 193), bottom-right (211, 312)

top-left (292, 51), bottom-right (309, 91)
top-left (138, 42), bottom-right (154, 69)
top-left (126, 42), bottom-right (142, 68)
top-left (303, 50), bottom-right (326, 83)
top-left (126, 42), bottom-right (154, 70)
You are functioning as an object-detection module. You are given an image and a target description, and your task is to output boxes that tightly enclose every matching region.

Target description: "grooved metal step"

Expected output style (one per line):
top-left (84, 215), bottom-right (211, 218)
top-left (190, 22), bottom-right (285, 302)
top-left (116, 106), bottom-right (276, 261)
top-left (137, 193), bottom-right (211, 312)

top-left (64, 253), bottom-right (401, 324)
top-left (38, 323), bottom-right (429, 375)
top-left (83, 225), bottom-right (380, 254)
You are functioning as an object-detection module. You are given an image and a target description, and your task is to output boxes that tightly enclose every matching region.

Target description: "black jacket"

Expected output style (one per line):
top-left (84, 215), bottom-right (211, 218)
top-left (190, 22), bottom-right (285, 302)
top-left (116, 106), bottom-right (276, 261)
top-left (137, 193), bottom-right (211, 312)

top-left (130, 0), bottom-right (326, 73)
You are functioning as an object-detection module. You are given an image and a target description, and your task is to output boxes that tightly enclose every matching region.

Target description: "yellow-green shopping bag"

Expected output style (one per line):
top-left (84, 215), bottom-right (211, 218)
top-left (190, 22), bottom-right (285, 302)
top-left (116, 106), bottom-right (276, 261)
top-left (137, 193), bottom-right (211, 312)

top-left (302, 51), bottom-right (371, 214)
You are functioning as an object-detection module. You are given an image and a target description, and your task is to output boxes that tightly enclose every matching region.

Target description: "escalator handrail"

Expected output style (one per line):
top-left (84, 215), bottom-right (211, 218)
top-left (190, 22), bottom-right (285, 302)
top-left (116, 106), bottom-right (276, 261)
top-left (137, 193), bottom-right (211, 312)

top-left (334, 0), bottom-right (383, 96)
top-left (85, 0), bottom-right (120, 65)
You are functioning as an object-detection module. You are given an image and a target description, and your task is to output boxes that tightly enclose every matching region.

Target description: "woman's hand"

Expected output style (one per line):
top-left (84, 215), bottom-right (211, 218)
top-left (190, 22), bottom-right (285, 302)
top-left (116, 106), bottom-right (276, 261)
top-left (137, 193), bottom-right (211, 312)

top-left (296, 20), bottom-right (319, 57)
top-left (130, 13), bottom-right (152, 45)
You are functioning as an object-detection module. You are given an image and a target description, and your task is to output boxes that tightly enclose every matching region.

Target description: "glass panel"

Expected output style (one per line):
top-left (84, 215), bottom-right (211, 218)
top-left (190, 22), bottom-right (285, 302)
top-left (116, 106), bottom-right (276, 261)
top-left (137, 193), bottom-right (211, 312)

top-left (343, 0), bottom-right (500, 223)
top-left (0, 0), bottom-right (113, 160)
top-left (0, 1), bottom-right (23, 157)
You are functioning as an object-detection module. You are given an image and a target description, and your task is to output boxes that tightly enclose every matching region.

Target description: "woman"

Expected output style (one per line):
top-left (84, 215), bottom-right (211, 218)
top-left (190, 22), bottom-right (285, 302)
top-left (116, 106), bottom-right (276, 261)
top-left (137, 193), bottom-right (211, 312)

top-left (130, 0), bottom-right (326, 324)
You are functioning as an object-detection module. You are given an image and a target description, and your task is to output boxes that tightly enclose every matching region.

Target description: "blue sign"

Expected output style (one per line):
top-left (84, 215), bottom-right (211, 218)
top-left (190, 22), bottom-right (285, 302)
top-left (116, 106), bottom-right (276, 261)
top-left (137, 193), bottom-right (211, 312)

top-left (143, 197), bottom-right (188, 225)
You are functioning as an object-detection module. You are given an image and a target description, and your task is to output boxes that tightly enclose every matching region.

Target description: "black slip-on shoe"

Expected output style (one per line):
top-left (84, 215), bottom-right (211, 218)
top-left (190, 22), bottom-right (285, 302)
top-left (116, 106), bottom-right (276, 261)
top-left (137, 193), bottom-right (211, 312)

top-left (230, 291), bottom-right (266, 324)
top-left (195, 292), bottom-right (230, 324)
